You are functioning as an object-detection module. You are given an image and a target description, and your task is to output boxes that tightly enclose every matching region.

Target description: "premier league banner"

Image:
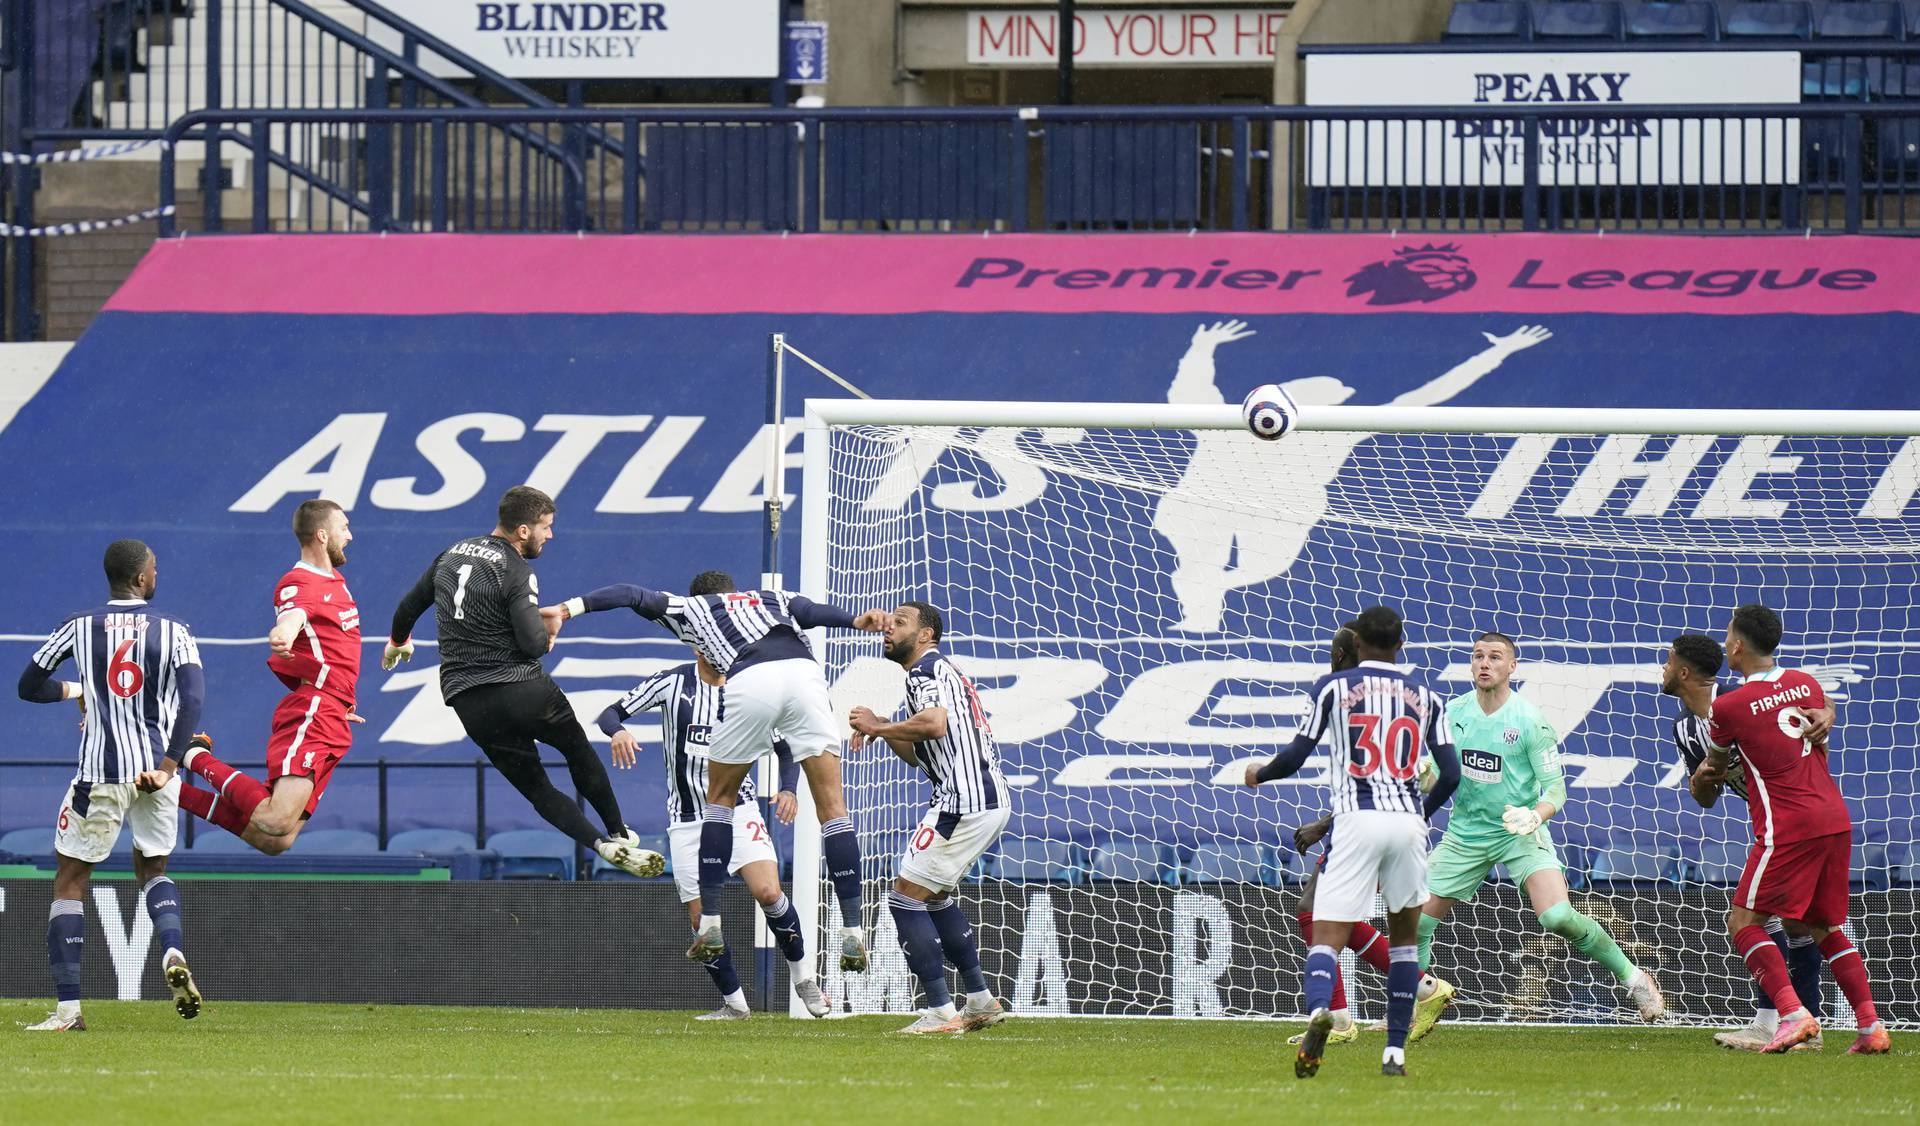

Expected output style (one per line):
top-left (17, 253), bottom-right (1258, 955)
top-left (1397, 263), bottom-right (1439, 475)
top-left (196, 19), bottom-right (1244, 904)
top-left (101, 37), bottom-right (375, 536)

top-left (1, 232), bottom-right (1916, 854)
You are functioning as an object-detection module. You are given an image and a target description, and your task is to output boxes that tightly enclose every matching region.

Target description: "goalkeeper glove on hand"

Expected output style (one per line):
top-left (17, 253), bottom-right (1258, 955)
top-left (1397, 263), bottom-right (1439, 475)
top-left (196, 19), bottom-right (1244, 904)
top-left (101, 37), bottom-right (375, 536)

top-left (1501, 804), bottom-right (1542, 836)
top-left (382, 640), bottom-right (415, 671)
top-left (1415, 756), bottom-right (1439, 794)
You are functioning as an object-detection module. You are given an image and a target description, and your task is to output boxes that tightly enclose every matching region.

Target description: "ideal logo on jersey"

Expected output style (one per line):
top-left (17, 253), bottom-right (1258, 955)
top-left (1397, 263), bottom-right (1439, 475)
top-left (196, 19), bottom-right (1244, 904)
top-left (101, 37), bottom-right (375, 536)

top-left (1461, 747), bottom-right (1504, 784)
top-left (1343, 244), bottom-right (1476, 306)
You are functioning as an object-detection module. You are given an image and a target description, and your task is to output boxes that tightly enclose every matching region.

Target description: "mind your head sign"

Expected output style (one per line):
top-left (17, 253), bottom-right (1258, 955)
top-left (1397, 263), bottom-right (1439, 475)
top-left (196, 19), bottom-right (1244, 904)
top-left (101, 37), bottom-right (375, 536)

top-left (1305, 51), bottom-right (1802, 188)
top-left (372, 0), bottom-right (779, 80)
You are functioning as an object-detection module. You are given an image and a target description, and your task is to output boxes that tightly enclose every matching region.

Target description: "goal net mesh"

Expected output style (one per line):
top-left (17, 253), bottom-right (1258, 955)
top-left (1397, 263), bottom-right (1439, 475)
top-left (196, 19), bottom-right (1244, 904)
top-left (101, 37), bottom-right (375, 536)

top-left (810, 416), bottom-right (1919, 1028)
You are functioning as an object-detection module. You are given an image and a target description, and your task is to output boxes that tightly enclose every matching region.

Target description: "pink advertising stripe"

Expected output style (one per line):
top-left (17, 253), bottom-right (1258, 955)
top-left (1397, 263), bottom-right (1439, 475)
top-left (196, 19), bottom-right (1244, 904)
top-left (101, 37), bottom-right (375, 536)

top-left (105, 232), bottom-right (1920, 316)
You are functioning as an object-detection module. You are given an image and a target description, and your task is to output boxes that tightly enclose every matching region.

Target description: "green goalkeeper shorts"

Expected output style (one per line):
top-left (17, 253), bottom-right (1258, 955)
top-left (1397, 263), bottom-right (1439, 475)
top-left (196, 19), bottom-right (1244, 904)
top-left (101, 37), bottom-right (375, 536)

top-left (1426, 827), bottom-right (1563, 903)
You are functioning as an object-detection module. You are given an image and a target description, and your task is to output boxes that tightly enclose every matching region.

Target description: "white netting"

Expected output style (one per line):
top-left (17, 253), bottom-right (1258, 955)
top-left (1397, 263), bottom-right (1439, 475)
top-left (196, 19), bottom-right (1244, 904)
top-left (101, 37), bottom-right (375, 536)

top-left (809, 409), bottom-right (1920, 1028)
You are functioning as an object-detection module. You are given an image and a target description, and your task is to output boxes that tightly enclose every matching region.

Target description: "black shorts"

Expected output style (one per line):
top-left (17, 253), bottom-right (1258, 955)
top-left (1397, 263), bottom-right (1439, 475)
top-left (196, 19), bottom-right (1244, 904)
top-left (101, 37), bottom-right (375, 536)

top-left (449, 676), bottom-right (588, 764)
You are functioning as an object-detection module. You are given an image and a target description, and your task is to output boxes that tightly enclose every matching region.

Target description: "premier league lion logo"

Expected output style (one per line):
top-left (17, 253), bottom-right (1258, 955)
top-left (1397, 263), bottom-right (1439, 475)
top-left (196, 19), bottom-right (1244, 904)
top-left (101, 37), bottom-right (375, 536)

top-left (1343, 244), bottom-right (1477, 306)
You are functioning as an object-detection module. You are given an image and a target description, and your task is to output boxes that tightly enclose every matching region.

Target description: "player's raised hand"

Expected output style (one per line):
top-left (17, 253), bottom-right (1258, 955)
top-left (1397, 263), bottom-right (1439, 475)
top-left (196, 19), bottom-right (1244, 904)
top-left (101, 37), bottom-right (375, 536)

top-left (1501, 804), bottom-right (1543, 836)
top-left (1801, 704), bottom-right (1836, 745)
top-left (344, 708), bottom-right (366, 724)
top-left (773, 790), bottom-right (798, 824)
top-left (1416, 754), bottom-right (1440, 794)
top-left (1191, 320), bottom-right (1256, 348)
top-left (381, 639), bottom-right (415, 671)
top-left (607, 729), bottom-right (639, 769)
top-left (1482, 325), bottom-right (1553, 354)
top-left (1242, 763), bottom-right (1262, 787)
top-left (850, 609), bottom-right (889, 633)
top-left (847, 705), bottom-right (884, 737)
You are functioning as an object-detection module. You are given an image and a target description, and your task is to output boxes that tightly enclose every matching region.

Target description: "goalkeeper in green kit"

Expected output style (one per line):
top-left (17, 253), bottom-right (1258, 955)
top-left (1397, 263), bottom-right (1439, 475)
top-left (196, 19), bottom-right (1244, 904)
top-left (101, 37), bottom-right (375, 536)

top-left (1411, 631), bottom-right (1666, 1038)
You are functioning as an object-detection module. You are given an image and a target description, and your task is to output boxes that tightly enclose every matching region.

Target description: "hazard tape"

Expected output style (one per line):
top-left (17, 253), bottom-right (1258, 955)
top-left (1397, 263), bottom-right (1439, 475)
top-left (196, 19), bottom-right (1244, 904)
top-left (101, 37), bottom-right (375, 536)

top-left (0, 205), bottom-right (175, 237)
top-left (0, 138), bottom-right (170, 165)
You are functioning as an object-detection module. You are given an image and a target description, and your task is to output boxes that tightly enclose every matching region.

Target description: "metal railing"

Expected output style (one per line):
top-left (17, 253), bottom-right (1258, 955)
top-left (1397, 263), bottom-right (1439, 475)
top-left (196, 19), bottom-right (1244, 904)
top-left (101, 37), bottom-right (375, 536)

top-left (158, 102), bottom-right (1920, 237)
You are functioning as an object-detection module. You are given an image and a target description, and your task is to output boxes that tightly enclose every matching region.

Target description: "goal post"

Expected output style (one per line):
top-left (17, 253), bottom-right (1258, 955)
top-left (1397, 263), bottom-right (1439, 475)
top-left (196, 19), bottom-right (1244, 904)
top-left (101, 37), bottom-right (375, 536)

top-left (793, 398), bottom-right (1920, 1027)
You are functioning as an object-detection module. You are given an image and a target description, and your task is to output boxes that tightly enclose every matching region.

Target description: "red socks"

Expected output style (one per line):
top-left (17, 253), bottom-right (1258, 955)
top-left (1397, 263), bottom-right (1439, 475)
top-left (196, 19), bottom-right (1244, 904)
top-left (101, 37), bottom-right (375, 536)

top-left (1348, 920), bottom-right (1393, 975)
top-left (1818, 931), bottom-right (1880, 1029)
top-left (178, 750), bottom-right (270, 837)
top-left (1737, 924), bottom-right (1805, 1016)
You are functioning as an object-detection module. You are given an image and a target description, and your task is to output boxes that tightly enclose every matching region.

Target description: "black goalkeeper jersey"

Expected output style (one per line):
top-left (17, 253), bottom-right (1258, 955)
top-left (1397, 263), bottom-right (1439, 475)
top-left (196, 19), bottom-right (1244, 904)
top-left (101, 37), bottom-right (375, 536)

top-left (390, 535), bottom-right (549, 702)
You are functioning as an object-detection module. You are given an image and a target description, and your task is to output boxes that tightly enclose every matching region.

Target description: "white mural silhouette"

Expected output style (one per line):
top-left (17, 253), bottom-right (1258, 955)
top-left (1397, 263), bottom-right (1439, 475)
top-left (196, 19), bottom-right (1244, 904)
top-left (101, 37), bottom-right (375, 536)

top-left (1156, 320), bottom-right (1554, 633)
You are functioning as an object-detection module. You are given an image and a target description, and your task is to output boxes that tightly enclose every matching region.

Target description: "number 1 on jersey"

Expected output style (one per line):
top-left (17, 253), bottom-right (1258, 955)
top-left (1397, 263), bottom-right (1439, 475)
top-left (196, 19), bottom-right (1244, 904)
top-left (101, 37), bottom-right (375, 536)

top-left (453, 563), bottom-right (474, 620)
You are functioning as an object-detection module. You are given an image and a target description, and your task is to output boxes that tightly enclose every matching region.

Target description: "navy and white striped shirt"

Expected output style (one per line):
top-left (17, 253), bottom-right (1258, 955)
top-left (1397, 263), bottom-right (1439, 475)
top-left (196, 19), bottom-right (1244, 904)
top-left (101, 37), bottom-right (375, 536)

top-left (903, 650), bottom-right (1006, 815)
top-left (1675, 699), bottom-right (1750, 802)
top-left (577, 584), bottom-right (856, 676)
top-left (26, 600), bottom-right (203, 783)
top-left (1256, 660), bottom-right (1459, 819)
top-left (595, 663), bottom-right (798, 824)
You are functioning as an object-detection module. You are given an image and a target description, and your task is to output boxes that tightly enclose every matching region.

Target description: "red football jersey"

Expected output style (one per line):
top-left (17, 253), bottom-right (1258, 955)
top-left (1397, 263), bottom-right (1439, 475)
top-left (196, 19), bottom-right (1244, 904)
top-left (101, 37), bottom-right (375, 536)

top-left (267, 562), bottom-right (362, 706)
top-left (1708, 667), bottom-right (1849, 845)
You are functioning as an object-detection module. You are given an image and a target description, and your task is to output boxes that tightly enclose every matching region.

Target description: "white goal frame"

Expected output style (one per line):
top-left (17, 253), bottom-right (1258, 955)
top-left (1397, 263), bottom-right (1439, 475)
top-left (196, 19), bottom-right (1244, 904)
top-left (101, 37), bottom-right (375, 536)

top-left (787, 399), bottom-right (1920, 1019)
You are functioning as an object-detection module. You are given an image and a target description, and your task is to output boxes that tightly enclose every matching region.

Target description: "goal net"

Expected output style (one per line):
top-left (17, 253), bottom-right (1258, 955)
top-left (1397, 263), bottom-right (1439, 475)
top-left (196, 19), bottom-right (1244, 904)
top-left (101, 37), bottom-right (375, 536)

top-left (794, 400), bottom-right (1920, 1028)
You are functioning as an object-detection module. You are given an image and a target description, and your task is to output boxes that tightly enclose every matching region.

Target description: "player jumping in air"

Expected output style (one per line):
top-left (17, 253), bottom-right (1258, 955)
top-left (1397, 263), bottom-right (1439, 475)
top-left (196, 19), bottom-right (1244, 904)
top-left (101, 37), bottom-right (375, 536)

top-left (1245, 606), bottom-right (1461, 1078)
top-left (1663, 632), bottom-right (1833, 1051)
top-left (1414, 632), bottom-right (1667, 1029)
top-left (597, 650), bottom-right (832, 1019)
top-left (19, 540), bottom-right (204, 1029)
top-left (548, 570), bottom-right (887, 970)
top-left (1702, 603), bottom-right (1890, 1054)
top-left (1285, 621), bottom-right (1453, 1049)
top-left (848, 600), bottom-right (1011, 1035)
top-left (386, 486), bottom-right (662, 879)
top-left (144, 500), bottom-right (363, 856)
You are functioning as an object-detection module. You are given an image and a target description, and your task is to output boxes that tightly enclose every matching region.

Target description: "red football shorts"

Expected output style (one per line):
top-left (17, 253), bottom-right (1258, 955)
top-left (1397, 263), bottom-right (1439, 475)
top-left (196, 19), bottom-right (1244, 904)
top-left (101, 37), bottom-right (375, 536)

top-left (265, 689), bottom-right (354, 816)
top-left (1736, 830), bottom-right (1852, 928)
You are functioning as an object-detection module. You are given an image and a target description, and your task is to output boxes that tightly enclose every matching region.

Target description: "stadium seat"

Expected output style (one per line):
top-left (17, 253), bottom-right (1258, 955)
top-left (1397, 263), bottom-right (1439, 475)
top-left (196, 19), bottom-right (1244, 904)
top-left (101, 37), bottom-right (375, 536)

top-left (486, 829), bottom-right (578, 880)
top-left (1724, 1), bottom-right (1814, 38)
top-left (1626, 1), bottom-right (1721, 40)
top-left (1682, 841), bottom-right (1749, 885)
top-left (1183, 841), bottom-right (1274, 885)
top-left (0, 827), bottom-right (50, 856)
top-left (386, 828), bottom-right (479, 855)
top-left (591, 832), bottom-right (669, 880)
top-left (1804, 57), bottom-right (1872, 99)
top-left (1908, 0), bottom-right (1920, 39)
top-left (1532, 2), bottom-right (1626, 39)
top-left (1090, 840), bottom-right (1176, 883)
top-left (187, 829), bottom-right (258, 853)
top-left (1816, 1), bottom-right (1903, 39)
top-left (1446, 1), bottom-right (1534, 40)
top-left (991, 838), bottom-right (1081, 883)
top-left (1854, 843), bottom-right (1894, 891)
top-left (293, 829), bottom-right (380, 854)
top-left (1589, 845), bottom-right (1674, 884)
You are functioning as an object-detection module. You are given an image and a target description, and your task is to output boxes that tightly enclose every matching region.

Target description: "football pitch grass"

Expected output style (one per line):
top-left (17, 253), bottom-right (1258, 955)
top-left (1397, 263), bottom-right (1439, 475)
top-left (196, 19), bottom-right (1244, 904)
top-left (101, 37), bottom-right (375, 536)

top-left (3, 1001), bottom-right (1914, 1124)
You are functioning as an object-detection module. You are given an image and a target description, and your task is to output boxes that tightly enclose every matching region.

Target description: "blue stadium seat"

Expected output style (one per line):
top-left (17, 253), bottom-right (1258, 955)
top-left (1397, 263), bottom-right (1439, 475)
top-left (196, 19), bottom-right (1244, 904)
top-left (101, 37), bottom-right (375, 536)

top-left (1805, 57), bottom-right (1872, 99)
top-left (991, 838), bottom-right (1081, 883)
top-left (591, 832), bottom-right (670, 880)
top-left (1090, 841), bottom-right (1176, 883)
top-left (1853, 843), bottom-right (1893, 892)
top-left (1589, 845), bottom-right (1675, 884)
top-left (1682, 841), bottom-right (1749, 885)
top-left (1627, 1), bottom-right (1721, 40)
top-left (187, 829), bottom-right (257, 853)
top-left (0, 827), bottom-right (50, 856)
top-left (1724, 1), bottom-right (1814, 38)
top-left (1817, 1), bottom-right (1903, 39)
top-left (487, 829), bottom-right (577, 880)
top-left (1532, 2), bottom-right (1625, 39)
top-left (1446, 2), bottom-right (1534, 40)
top-left (386, 828), bottom-right (479, 855)
top-left (293, 828), bottom-right (380, 854)
top-left (1184, 842), bottom-right (1274, 885)
top-left (1909, 0), bottom-right (1920, 39)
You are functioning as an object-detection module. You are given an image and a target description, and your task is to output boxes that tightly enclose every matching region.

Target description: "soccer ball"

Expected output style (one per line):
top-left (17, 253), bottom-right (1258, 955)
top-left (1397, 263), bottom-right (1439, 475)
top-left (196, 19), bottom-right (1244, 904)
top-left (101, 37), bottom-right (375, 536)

top-left (1241, 383), bottom-right (1299, 442)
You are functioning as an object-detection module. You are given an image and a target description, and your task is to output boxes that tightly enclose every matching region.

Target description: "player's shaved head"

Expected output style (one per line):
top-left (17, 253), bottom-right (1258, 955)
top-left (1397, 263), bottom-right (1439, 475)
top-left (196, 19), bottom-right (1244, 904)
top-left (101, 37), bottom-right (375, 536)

top-left (1475, 630), bottom-right (1519, 659)
top-left (1352, 605), bottom-right (1403, 656)
top-left (103, 538), bottom-right (154, 596)
top-left (1728, 603), bottom-right (1783, 656)
top-left (1671, 633), bottom-right (1724, 680)
top-left (689, 570), bottom-right (736, 596)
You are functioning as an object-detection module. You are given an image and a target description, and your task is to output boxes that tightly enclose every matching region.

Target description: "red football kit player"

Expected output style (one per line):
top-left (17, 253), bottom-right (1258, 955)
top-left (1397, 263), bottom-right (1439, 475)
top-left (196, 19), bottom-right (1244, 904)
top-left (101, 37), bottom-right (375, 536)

top-left (139, 500), bottom-right (363, 855)
top-left (1704, 604), bottom-right (1888, 1055)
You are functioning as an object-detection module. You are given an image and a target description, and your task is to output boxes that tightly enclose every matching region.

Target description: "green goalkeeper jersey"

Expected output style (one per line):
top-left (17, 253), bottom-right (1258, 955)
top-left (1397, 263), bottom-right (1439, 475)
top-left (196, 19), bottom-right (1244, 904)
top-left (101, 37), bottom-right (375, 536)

top-left (1443, 689), bottom-right (1567, 845)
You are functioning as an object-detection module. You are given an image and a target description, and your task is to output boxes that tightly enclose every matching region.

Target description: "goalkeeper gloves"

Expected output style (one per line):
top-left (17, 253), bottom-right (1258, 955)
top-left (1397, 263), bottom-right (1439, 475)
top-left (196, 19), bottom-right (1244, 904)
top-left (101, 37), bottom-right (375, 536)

top-left (1415, 755), bottom-right (1439, 795)
top-left (382, 639), bottom-right (415, 671)
top-left (1501, 804), bottom-right (1543, 837)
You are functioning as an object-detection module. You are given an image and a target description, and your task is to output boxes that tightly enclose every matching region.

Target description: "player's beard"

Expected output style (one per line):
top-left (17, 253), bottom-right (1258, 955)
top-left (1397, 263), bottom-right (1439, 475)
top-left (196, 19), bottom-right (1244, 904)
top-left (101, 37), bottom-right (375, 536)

top-left (519, 539), bottom-right (543, 560)
top-left (327, 542), bottom-right (347, 568)
top-left (885, 636), bottom-right (915, 664)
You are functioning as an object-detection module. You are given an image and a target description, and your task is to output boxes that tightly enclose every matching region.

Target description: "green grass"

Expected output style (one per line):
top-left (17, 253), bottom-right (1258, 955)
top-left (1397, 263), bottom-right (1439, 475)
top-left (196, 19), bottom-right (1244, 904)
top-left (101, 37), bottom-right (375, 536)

top-left (3, 1001), bottom-right (1914, 1125)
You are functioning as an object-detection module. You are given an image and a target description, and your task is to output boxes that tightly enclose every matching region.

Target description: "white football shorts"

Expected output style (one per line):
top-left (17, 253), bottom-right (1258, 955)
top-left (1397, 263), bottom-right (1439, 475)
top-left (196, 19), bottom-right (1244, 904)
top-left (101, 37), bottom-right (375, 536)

top-left (1313, 809), bottom-right (1430, 922)
top-left (669, 799), bottom-right (779, 903)
top-left (53, 775), bottom-right (180, 864)
top-left (898, 806), bottom-right (1011, 894)
top-left (707, 658), bottom-right (841, 765)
